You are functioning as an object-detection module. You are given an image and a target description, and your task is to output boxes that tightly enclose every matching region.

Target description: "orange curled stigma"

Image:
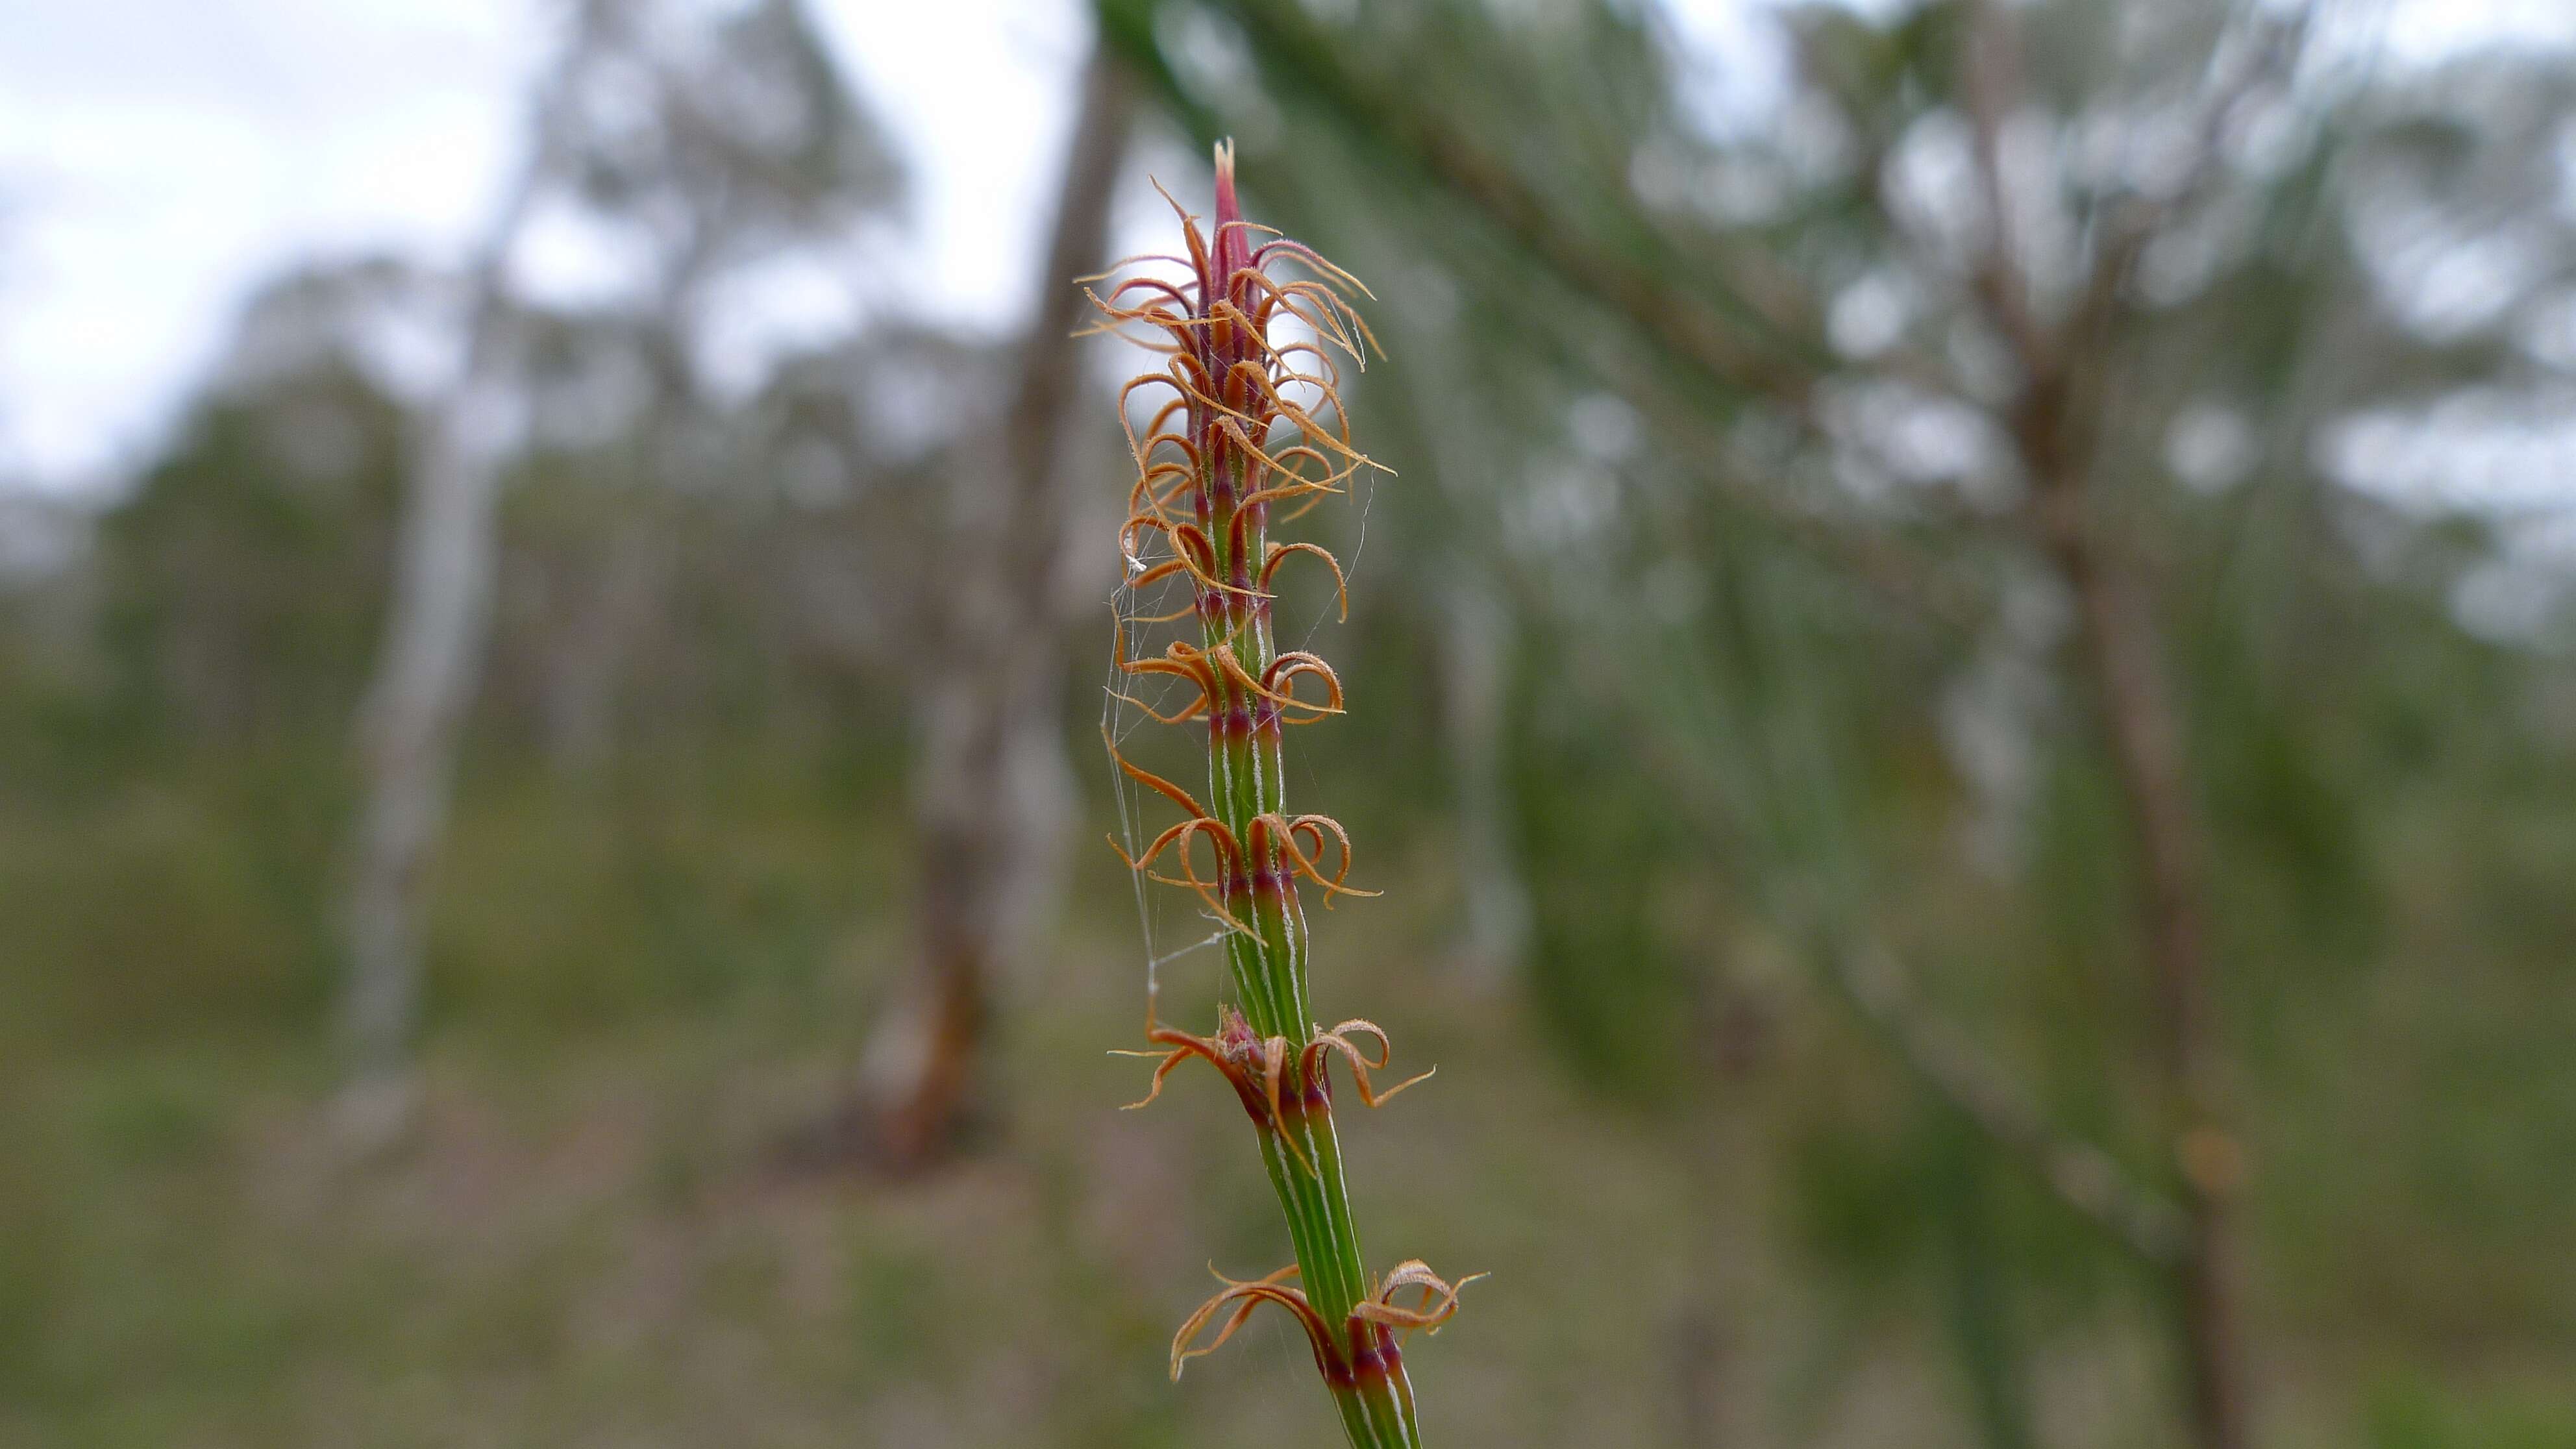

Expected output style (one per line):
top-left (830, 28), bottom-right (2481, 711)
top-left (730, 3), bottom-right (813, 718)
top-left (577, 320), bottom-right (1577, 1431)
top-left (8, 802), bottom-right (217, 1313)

top-left (1117, 1006), bottom-right (1430, 1180)
top-left (1170, 1263), bottom-right (1335, 1383)
top-left (1114, 1002), bottom-right (1318, 1175)
top-left (1262, 540), bottom-right (1349, 621)
top-left (1300, 1019), bottom-right (1434, 1108)
top-left (1113, 1006), bottom-right (1261, 1115)
top-left (1109, 626), bottom-right (1220, 724)
top-left (1246, 811), bottom-right (1380, 907)
top-left (1101, 726), bottom-right (1257, 936)
top-left (1170, 1258), bottom-right (1485, 1387)
top-left (1353, 1260), bottom-right (1486, 1338)
top-left (1259, 651), bottom-right (1344, 723)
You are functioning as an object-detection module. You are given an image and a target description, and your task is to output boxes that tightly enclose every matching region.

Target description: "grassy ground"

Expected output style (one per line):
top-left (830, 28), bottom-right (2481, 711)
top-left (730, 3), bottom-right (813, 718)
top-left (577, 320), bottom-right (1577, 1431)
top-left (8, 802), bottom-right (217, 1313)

top-left (2, 754), bottom-right (2570, 1447)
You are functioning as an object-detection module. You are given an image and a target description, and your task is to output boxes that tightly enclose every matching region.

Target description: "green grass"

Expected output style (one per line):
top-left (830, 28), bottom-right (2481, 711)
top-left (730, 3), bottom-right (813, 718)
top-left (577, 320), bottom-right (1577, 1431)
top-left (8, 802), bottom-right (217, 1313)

top-left (3, 747), bottom-right (2572, 1446)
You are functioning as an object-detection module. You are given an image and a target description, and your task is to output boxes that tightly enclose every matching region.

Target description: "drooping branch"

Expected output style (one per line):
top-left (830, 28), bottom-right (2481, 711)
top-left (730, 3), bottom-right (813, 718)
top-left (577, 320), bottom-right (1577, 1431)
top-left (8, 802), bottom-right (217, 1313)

top-left (1829, 938), bottom-right (2188, 1265)
top-left (1526, 576), bottom-right (2188, 1267)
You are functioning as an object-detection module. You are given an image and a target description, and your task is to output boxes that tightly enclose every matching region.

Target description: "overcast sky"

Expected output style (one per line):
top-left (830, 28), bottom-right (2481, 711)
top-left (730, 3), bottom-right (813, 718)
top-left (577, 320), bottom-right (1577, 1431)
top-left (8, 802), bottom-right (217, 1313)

top-left (0, 0), bottom-right (1093, 492)
top-left (2, 0), bottom-right (2571, 495)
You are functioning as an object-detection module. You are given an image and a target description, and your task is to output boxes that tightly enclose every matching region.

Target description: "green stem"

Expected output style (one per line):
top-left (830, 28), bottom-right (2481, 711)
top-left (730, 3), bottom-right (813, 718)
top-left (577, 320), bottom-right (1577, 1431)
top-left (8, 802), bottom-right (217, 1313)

top-left (1198, 433), bottom-right (1421, 1448)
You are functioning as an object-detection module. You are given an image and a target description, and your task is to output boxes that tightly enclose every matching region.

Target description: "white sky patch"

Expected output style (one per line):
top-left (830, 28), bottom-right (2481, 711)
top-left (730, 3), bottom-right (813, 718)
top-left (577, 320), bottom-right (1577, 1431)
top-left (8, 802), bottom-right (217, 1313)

top-left (2322, 386), bottom-right (2576, 517)
top-left (0, 0), bottom-right (2569, 501)
top-left (2166, 402), bottom-right (2260, 495)
top-left (1650, 0), bottom-right (1796, 142)
top-left (2362, 0), bottom-right (2576, 64)
top-left (691, 248), bottom-right (869, 402)
top-left (1827, 266), bottom-right (1913, 360)
top-left (508, 195), bottom-right (667, 312)
top-left (0, 0), bottom-right (1082, 493)
top-left (0, 0), bottom-right (539, 489)
top-left (820, 0), bottom-right (1088, 331)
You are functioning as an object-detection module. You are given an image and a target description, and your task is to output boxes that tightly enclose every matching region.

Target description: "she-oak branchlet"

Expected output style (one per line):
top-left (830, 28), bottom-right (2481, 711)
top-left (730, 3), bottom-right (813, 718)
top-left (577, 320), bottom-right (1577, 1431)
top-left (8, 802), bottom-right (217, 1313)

top-left (1088, 142), bottom-right (1479, 1446)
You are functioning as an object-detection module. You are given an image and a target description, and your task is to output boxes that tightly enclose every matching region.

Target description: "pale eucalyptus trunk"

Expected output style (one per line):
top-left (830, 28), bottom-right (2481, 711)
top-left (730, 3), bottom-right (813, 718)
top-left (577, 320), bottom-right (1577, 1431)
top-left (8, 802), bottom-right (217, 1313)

top-left (339, 300), bottom-right (523, 1142)
top-left (336, 3), bottom-right (604, 1143)
top-left (861, 49), bottom-right (1137, 1167)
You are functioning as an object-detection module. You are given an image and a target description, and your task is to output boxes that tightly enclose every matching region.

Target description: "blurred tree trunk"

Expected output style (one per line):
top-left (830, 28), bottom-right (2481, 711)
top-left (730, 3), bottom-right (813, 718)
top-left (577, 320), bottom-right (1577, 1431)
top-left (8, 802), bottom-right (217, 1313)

top-left (341, 345), bottom-right (517, 1141)
top-left (1437, 571), bottom-right (1530, 989)
top-left (541, 521), bottom-right (665, 777)
top-left (856, 50), bottom-right (1137, 1170)
top-left (1962, 5), bottom-right (2255, 1435)
top-left (1354, 247), bottom-right (1531, 991)
top-left (335, 10), bottom-right (600, 1145)
top-left (341, 377), bottom-right (515, 1140)
top-left (2021, 388), bottom-right (2250, 1449)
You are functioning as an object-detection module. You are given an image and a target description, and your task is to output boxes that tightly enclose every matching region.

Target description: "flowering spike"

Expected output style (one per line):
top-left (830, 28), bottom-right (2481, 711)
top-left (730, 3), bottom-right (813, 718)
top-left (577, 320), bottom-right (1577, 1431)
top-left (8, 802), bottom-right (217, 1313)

top-left (1096, 140), bottom-right (1465, 1447)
